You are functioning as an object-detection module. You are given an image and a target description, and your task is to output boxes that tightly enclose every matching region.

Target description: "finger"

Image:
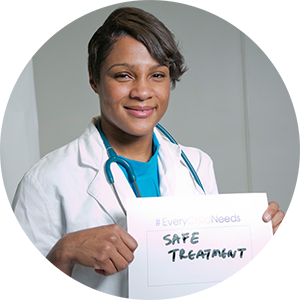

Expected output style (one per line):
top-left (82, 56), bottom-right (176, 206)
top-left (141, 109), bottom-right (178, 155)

top-left (119, 230), bottom-right (138, 252)
top-left (104, 226), bottom-right (137, 262)
top-left (119, 237), bottom-right (137, 260)
top-left (111, 250), bottom-right (132, 272)
top-left (94, 257), bottom-right (118, 276)
top-left (263, 201), bottom-right (279, 222)
top-left (95, 239), bottom-right (134, 273)
top-left (107, 224), bottom-right (138, 252)
top-left (94, 268), bottom-right (107, 276)
top-left (272, 210), bottom-right (285, 232)
top-left (98, 246), bottom-right (131, 274)
top-left (94, 251), bottom-right (133, 276)
top-left (94, 261), bottom-right (118, 276)
top-left (116, 241), bottom-right (135, 265)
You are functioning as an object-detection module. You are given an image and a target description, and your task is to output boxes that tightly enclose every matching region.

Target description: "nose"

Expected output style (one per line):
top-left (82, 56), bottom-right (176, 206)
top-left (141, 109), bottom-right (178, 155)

top-left (129, 78), bottom-right (153, 101)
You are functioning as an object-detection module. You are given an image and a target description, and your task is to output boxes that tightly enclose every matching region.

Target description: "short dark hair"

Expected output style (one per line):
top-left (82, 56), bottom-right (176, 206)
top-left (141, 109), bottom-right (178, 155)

top-left (88, 7), bottom-right (187, 89)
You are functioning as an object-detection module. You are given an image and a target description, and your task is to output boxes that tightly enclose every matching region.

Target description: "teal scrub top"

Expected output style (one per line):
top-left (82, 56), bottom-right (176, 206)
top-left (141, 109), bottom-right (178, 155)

top-left (119, 133), bottom-right (161, 197)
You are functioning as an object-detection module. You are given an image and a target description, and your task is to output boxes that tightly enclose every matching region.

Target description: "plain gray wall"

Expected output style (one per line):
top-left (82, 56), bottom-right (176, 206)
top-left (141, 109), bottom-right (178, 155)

top-left (27, 1), bottom-right (299, 213)
top-left (0, 0), bottom-right (300, 300)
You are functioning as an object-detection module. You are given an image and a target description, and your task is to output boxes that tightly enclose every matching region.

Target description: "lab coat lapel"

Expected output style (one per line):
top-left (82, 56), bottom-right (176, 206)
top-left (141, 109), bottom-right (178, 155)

top-left (80, 121), bottom-right (202, 226)
top-left (111, 162), bottom-right (137, 208)
top-left (155, 128), bottom-right (203, 197)
top-left (79, 119), bottom-right (133, 228)
top-left (155, 128), bottom-right (180, 196)
top-left (157, 148), bottom-right (178, 196)
top-left (87, 168), bottom-right (134, 229)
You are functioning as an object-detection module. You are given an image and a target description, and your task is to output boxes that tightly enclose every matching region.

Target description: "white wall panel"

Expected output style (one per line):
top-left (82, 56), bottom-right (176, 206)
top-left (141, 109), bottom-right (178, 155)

top-left (242, 35), bottom-right (299, 212)
top-left (1, 60), bottom-right (40, 203)
top-left (161, 9), bottom-right (249, 194)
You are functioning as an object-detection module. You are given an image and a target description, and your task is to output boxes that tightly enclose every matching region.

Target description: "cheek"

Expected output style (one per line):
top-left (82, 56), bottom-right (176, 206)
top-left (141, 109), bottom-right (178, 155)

top-left (159, 86), bottom-right (170, 109)
top-left (99, 82), bottom-right (127, 109)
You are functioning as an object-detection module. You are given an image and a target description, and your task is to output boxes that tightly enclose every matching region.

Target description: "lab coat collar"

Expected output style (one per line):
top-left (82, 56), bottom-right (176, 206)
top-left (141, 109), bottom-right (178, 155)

top-left (154, 127), bottom-right (182, 169)
top-left (154, 127), bottom-right (182, 196)
top-left (78, 117), bottom-right (104, 170)
top-left (77, 119), bottom-right (199, 223)
top-left (154, 126), bottom-right (205, 196)
top-left (78, 119), bottom-right (183, 172)
top-left (78, 117), bottom-right (136, 226)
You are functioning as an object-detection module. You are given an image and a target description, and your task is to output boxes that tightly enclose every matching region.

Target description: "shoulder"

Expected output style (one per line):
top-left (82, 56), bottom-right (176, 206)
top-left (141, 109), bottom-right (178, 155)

top-left (23, 119), bottom-right (102, 186)
top-left (30, 137), bottom-right (79, 177)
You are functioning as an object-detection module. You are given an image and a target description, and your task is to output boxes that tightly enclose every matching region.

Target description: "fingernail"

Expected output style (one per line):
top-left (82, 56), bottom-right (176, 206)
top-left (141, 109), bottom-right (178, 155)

top-left (264, 213), bottom-right (271, 222)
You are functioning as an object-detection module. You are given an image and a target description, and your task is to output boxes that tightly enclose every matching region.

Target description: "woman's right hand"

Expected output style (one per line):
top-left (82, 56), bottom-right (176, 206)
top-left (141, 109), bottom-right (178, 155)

top-left (46, 224), bottom-right (138, 276)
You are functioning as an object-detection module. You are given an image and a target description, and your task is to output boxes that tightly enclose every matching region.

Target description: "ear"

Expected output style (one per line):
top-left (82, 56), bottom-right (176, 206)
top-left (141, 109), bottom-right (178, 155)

top-left (88, 69), bottom-right (99, 94)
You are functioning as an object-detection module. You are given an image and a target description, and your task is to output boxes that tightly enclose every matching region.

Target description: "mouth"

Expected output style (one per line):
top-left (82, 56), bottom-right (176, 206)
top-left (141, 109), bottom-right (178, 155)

top-left (124, 106), bottom-right (156, 118)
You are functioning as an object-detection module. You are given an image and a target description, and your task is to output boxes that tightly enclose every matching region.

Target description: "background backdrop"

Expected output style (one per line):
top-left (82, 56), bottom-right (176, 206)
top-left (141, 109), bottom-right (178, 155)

top-left (1, 1), bottom-right (299, 214)
top-left (0, 0), bottom-right (300, 214)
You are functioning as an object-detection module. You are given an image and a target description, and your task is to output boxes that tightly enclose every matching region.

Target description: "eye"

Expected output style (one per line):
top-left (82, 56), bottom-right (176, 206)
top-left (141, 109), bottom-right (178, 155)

top-left (152, 73), bottom-right (167, 80)
top-left (113, 73), bottom-right (132, 81)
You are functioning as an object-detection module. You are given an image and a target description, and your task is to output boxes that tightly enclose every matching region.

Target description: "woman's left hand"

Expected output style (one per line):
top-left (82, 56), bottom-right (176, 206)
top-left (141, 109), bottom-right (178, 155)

top-left (263, 202), bottom-right (285, 234)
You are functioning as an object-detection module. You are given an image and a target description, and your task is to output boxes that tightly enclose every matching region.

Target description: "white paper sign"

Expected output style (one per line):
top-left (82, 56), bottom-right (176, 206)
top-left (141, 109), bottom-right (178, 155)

top-left (127, 193), bottom-right (273, 299)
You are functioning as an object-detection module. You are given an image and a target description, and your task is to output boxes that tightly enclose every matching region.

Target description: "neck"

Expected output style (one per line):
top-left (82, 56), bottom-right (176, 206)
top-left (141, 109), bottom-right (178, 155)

top-left (100, 119), bottom-right (153, 162)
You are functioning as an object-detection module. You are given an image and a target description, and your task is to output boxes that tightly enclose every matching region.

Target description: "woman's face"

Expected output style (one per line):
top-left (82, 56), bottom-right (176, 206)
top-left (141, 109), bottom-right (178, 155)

top-left (90, 36), bottom-right (170, 139)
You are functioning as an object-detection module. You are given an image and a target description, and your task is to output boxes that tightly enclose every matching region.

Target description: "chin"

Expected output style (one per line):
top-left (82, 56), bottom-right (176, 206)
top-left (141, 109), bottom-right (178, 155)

top-left (125, 123), bottom-right (155, 137)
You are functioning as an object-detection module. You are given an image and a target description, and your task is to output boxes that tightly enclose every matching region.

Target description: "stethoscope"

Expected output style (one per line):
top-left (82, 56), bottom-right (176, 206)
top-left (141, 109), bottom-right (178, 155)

top-left (96, 118), bottom-right (205, 215)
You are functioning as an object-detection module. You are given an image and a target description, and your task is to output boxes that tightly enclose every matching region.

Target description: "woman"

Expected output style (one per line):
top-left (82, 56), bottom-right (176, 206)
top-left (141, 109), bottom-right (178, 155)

top-left (13, 7), bottom-right (284, 298)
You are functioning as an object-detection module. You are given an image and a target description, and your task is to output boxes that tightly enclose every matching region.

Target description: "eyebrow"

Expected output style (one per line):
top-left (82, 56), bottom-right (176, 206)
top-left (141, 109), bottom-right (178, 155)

top-left (107, 63), bottom-right (168, 72)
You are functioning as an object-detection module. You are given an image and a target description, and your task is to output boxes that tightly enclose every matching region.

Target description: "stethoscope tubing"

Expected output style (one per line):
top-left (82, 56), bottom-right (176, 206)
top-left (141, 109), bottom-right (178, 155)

top-left (96, 118), bottom-right (206, 207)
top-left (155, 123), bottom-right (205, 194)
top-left (97, 119), bottom-right (142, 199)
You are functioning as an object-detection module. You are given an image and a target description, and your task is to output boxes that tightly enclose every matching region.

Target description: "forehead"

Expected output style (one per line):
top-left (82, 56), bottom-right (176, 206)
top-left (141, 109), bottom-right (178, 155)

top-left (103, 36), bottom-right (160, 68)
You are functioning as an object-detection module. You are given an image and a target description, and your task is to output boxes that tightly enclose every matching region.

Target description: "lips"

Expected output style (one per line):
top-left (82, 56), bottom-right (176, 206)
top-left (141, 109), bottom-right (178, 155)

top-left (124, 106), bottom-right (156, 118)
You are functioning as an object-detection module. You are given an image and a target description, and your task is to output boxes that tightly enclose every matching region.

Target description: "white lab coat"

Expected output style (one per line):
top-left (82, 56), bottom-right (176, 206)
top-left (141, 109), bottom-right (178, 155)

top-left (13, 117), bottom-right (218, 297)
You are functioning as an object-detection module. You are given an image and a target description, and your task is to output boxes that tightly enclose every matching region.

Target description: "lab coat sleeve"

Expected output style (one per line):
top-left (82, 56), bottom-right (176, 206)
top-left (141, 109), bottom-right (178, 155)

top-left (12, 171), bottom-right (63, 257)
